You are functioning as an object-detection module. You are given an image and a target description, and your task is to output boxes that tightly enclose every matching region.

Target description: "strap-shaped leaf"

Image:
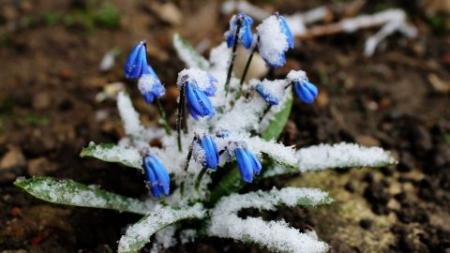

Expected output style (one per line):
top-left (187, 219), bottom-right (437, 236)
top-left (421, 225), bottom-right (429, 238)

top-left (261, 96), bottom-right (293, 140)
top-left (80, 142), bottom-right (143, 170)
top-left (15, 177), bottom-right (151, 214)
top-left (208, 188), bottom-right (331, 253)
top-left (118, 204), bottom-right (205, 253)
top-left (173, 33), bottom-right (209, 70)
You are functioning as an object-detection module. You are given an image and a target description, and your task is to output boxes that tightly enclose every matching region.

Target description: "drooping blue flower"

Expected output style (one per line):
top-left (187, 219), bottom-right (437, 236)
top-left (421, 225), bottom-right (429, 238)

top-left (293, 80), bottom-right (318, 104)
top-left (234, 147), bottom-right (262, 183)
top-left (177, 69), bottom-right (217, 119)
top-left (124, 41), bottom-right (153, 79)
top-left (255, 84), bottom-right (280, 105)
top-left (143, 155), bottom-right (170, 198)
top-left (137, 71), bottom-right (165, 104)
top-left (256, 14), bottom-right (294, 68)
top-left (185, 82), bottom-right (215, 119)
top-left (197, 135), bottom-right (219, 170)
top-left (225, 13), bottom-right (254, 49)
top-left (278, 14), bottom-right (294, 49)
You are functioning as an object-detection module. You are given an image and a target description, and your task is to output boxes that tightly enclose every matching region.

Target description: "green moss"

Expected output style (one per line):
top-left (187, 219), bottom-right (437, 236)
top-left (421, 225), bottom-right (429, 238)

top-left (93, 3), bottom-right (120, 29)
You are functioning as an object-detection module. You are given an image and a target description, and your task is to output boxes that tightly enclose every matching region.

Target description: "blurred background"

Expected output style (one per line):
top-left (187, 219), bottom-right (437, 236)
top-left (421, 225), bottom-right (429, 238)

top-left (0, 0), bottom-right (448, 252)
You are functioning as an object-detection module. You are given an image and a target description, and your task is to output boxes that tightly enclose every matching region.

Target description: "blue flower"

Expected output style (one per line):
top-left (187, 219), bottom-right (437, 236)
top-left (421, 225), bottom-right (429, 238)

top-left (293, 80), bottom-right (318, 104)
top-left (278, 15), bottom-right (294, 49)
top-left (234, 147), bottom-right (262, 183)
top-left (257, 14), bottom-right (294, 68)
top-left (225, 13), bottom-right (254, 49)
top-left (124, 41), bottom-right (153, 79)
top-left (185, 81), bottom-right (215, 119)
top-left (197, 135), bottom-right (219, 170)
top-left (143, 155), bottom-right (170, 198)
top-left (255, 84), bottom-right (279, 105)
top-left (178, 69), bottom-right (217, 119)
top-left (138, 70), bottom-right (165, 103)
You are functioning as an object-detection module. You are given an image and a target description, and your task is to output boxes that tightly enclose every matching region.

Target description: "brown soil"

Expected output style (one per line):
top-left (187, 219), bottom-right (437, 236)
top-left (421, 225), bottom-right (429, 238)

top-left (0, 0), bottom-right (448, 252)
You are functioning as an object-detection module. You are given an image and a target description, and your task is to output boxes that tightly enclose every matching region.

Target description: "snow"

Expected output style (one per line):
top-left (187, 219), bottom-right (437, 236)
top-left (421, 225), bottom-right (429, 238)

top-left (177, 68), bottom-right (215, 91)
top-left (256, 15), bottom-right (289, 67)
top-left (20, 177), bottom-right (151, 215)
top-left (245, 136), bottom-right (297, 166)
top-left (118, 204), bottom-right (205, 253)
top-left (83, 142), bottom-right (143, 170)
top-left (208, 187), bottom-right (331, 253)
top-left (287, 69), bottom-right (308, 83)
top-left (117, 91), bottom-right (144, 137)
top-left (150, 225), bottom-right (177, 253)
top-left (137, 74), bottom-right (163, 95)
top-left (297, 143), bottom-right (397, 172)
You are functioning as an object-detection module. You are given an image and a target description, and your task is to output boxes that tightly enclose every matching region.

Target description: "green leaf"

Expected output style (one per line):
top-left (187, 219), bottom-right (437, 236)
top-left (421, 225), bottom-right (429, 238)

top-left (80, 142), bottom-right (143, 170)
top-left (15, 177), bottom-right (150, 214)
top-left (118, 204), bottom-right (205, 253)
top-left (261, 95), bottom-right (293, 141)
top-left (173, 33), bottom-right (209, 70)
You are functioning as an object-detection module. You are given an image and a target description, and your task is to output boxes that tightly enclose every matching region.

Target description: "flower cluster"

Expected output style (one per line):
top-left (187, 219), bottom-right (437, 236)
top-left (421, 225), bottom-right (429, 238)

top-left (122, 13), bottom-right (319, 198)
top-left (124, 41), bottom-right (165, 103)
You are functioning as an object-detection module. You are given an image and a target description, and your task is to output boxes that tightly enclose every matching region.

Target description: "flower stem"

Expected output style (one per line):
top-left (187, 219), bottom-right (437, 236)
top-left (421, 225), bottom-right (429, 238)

top-left (183, 135), bottom-right (197, 172)
top-left (224, 18), bottom-right (242, 97)
top-left (236, 43), bottom-right (257, 99)
top-left (156, 99), bottom-right (172, 135)
top-left (176, 84), bottom-right (186, 152)
top-left (195, 167), bottom-right (208, 190)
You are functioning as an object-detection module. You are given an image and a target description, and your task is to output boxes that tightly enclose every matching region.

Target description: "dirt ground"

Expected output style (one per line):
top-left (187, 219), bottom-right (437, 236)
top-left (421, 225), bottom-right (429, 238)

top-left (0, 0), bottom-right (449, 252)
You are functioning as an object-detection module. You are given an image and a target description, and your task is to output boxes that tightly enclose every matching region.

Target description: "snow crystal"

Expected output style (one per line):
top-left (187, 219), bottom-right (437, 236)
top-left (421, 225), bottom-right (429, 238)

top-left (117, 91), bottom-right (144, 137)
top-left (297, 142), bottom-right (397, 172)
top-left (208, 188), bottom-right (330, 253)
top-left (257, 15), bottom-right (289, 67)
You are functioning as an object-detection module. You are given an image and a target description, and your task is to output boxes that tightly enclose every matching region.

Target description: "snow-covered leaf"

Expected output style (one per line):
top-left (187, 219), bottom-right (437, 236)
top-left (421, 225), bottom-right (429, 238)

top-left (298, 143), bottom-right (397, 172)
top-left (208, 187), bottom-right (331, 253)
top-left (118, 203), bottom-right (205, 253)
top-left (14, 177), bottom-right (151, 214)
top-left (80, 142), bottom-right (143, 170)
top-left (173, 33), bottom-right (209, 70)
top-left (117, 91), bottom-right (144, 138)
top-left (261, 96), bottom-right (293, 140)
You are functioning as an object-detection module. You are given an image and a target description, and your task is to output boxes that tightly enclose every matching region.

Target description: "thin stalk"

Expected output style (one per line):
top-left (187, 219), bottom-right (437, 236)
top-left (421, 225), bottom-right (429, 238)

top-left (236, 45), bottom-right (257, 100)
top-left (195, 168), bottom-right (208, 190)
top-left (155, 99), bottom-right (172, 135)
top-left (224, 19), bottom-right (242, 97)
top-left (183, 135), bottom-right (197, 172)
top-left (176, 84), bottom-right (186, 152)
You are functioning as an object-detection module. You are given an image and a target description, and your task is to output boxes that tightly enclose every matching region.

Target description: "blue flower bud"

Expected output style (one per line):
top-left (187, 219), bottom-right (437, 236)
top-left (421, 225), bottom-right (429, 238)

top-left (225, 13), bottom-right (254, 49)
top-left (124, 41), bottom-right (153, 79)
top-left (185, 81), bottom-right (215, 119)
top-left (234, 147), bottom-right (262, 183)
top-left (138, 73), bottom-right (165, 104)
top-left (294, 80), bottom-right (318, 104)
top-left (257, 14), bottom-right (294, 68)
top-left (143, 155), bottom-right (170, 198)
top-left (198, 135), bottom-right (219, 170)
top-left (255, 84), bottom-right (280, 105)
